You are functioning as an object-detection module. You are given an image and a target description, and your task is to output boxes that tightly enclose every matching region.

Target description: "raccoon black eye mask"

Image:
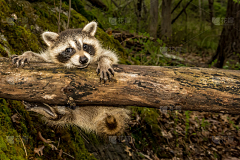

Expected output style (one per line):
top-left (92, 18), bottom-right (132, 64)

top-left (10, 21), bottom-right (119, 83)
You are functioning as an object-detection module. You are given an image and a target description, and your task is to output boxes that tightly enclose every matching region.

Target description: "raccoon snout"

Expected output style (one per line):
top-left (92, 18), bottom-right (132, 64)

top-left (79, 56), bottom-right (88, 64)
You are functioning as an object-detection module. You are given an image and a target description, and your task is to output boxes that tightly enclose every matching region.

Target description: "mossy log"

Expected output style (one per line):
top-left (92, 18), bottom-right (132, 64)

top-left (0, 57), bottom-right (239, 114)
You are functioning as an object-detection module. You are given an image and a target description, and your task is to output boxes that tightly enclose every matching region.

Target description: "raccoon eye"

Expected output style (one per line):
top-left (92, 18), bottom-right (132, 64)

top-left (83, 44), bottom-right (88, 50)
top-left (65, 48), bottom-right (73, 53)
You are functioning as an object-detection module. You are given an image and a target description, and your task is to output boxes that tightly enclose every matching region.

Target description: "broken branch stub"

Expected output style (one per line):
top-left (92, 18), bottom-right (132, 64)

top-left (0, 57), bottom-right (239, 114)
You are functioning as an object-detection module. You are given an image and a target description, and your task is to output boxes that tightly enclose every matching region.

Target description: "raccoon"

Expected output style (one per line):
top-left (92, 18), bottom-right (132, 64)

top-left (11, 21), bottom-right (130, 135)
top-left (10, 21), bottom-right (118, 82)
top-left (23, 101), bottom-right (130, 136)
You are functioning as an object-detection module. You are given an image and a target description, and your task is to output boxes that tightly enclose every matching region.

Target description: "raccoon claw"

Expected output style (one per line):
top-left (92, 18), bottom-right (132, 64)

top-left (108, 68), bottom-right (114, 77)
top-left (10, 55), bottom-right (18, 59)
top-left (97, 66), bottom-right (114, 82)
top-left (96, 68), bottom-right (100, 75)
top-left (11, 55), bottom-right (30, 67)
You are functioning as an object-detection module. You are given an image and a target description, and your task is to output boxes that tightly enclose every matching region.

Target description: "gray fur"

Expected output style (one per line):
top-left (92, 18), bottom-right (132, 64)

top-left (11, 22), bottom-right (129, 136)
top-left (23, 102), bottom-right (130, 136)
top-left (11, 21), bottom-right (119, 81)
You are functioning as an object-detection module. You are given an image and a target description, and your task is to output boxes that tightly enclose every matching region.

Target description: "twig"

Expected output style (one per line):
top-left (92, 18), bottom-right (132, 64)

top-left (61, 150), bottom-right (75, 159)
top-left (38, 131), bottom-right (75, 159)
top-left (38, 131), bottom-right (53, 144)
top-left (74, 125), bottom-right (90, 143)
top-left (19, 135), bottom-right (28, 158)
top-left (111, 0), bottom-right (119, 8)
top-left (57, 137), bottom-right (60, 148)
top-left (138, 152), bottom-right (152, 160)
top-left (11, 113), bottom-right (20, 124)
top-left (34, 145), bottom-right (45, 156)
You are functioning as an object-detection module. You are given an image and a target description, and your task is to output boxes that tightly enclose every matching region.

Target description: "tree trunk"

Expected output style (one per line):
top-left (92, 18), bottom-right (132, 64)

top-left (198, 0), bottom-right (202, 31)
top-left (211, 0), bottom-right (240, 68)
top-left (58, 0), bottom-right (62, 34)
top-left (149, 0), bottom-right (159, 38)
top-left (0, 57), bottom-right (240, 114)
top-left (136, 0), bottom-right (142, 33)
top-left (161, 0), bottom-right (172, 39)
top-left (208, 0), bottom-right (214, 28)
top-left (67, 0), bottom-right (71, 29)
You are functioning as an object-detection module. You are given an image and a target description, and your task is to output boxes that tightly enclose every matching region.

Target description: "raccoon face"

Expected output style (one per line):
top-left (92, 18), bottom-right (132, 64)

top-left (42, 22), bottom-right (100, 68)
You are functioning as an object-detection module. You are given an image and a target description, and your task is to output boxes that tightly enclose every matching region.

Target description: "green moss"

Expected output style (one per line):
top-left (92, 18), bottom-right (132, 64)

top-left (0, 100), bottom-right (26, 159)
top-left (0, 137), bottom-right (8, 151)
top-left (62, 0), bottom-right (104, 29)
top-left (0, 149), bottom-right (10, 160)
top-left (0, 0), bottom-right (129, 159)
top-left (130, 107), bottom-right (163, 155)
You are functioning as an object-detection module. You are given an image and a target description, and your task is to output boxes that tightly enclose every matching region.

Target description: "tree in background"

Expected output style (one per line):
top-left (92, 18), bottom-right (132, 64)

top-left (67, 0), bottom-right (71, 29)
top-left (58, 0), bottom-right (62, 33)
top-left (136, 0), bottom-right (143, 33)
top-left (208, 0), bottom-right (214, 29)
top-left (161, 0), bottom-right (172, 39)
top-left (211, 0), bottom-right (240, 68)
top-left (149, 0), bottom-right (159, 38)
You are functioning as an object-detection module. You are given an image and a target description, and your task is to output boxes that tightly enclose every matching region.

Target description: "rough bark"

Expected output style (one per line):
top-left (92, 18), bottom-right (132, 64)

top-left (149, 0), bottom-right (159, 38)
top-left (0, 57), bottom-right (240, 114)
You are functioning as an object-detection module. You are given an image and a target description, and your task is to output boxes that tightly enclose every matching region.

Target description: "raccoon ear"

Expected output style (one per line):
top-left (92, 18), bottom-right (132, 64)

top-left (42, 32), bottom-right (59, 46)
top-left (82, 21), bottom-right (97, 36)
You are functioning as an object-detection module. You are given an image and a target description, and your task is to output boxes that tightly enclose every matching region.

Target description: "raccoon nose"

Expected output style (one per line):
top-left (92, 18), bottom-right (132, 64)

top-left (79, 56), bottom-right (88, 64)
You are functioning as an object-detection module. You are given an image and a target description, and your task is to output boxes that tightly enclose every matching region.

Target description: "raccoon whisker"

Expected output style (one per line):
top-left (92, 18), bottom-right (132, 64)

top-left (12, 21), bottom-right (130, 136)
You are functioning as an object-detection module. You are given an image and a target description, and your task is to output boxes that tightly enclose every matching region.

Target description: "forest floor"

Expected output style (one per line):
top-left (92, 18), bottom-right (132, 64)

top-left (107, 29), bottom-right (240, 160)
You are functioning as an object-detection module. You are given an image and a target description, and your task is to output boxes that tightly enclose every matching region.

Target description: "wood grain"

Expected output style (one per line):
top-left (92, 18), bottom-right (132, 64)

top-left (0, 57), bottom-right (239, 114)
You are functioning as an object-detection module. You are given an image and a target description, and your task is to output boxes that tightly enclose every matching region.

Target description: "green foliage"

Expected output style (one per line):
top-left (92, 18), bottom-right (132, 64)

top-left (130, 107), bottom-right (163, 156)
top-left (200, 118), bottom-right (210, 129)
top-left (184, 111), bottom-right (190, 139)
top-left (233, 0), bottom-right (240, 4)
top-left (209, 59), bottom-right (218, 68)
top-left (0, 0), bottom-right (128, 159)
top-left (62, 0), bottom-right (104, 29)
top-left (223, 60), bottom-right (240, 70)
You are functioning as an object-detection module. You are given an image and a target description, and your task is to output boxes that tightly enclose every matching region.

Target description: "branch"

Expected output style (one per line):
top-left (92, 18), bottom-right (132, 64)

top-left (111, 0), bottom-right (119, 8)
top-left (87, 0), bottom-right (119, 17)
top-left (171, 0), bottom-right (183, 14)
top-left (0, 57), bottom-right (240, 114)
top-left (114, 0), bottom-right (134, 11)
top-left (171, 0), bottom-right (193, 24)
top-left (87, 0), bottom-right (108, 11)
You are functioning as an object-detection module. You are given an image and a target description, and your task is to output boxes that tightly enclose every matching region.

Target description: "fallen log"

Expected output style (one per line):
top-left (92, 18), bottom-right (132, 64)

top-left (0, 57), bottom-right (239, 114)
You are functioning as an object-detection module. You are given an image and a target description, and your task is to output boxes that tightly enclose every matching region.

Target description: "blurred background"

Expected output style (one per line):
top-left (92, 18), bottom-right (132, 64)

top-left (0, 0), bottom-right (240, 160)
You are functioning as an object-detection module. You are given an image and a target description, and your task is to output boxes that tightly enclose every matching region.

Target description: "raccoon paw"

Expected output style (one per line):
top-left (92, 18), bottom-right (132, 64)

top-left (11, 54), bottom-right (30, 68)
top-left (96, 64), bottom-right (114, 83)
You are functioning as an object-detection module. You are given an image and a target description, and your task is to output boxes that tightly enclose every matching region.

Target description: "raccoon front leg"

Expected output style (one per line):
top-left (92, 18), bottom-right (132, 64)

top-left (11, 51), bottom-right (46, 67)
top-left (96, 56), bottom-right (115, 82)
